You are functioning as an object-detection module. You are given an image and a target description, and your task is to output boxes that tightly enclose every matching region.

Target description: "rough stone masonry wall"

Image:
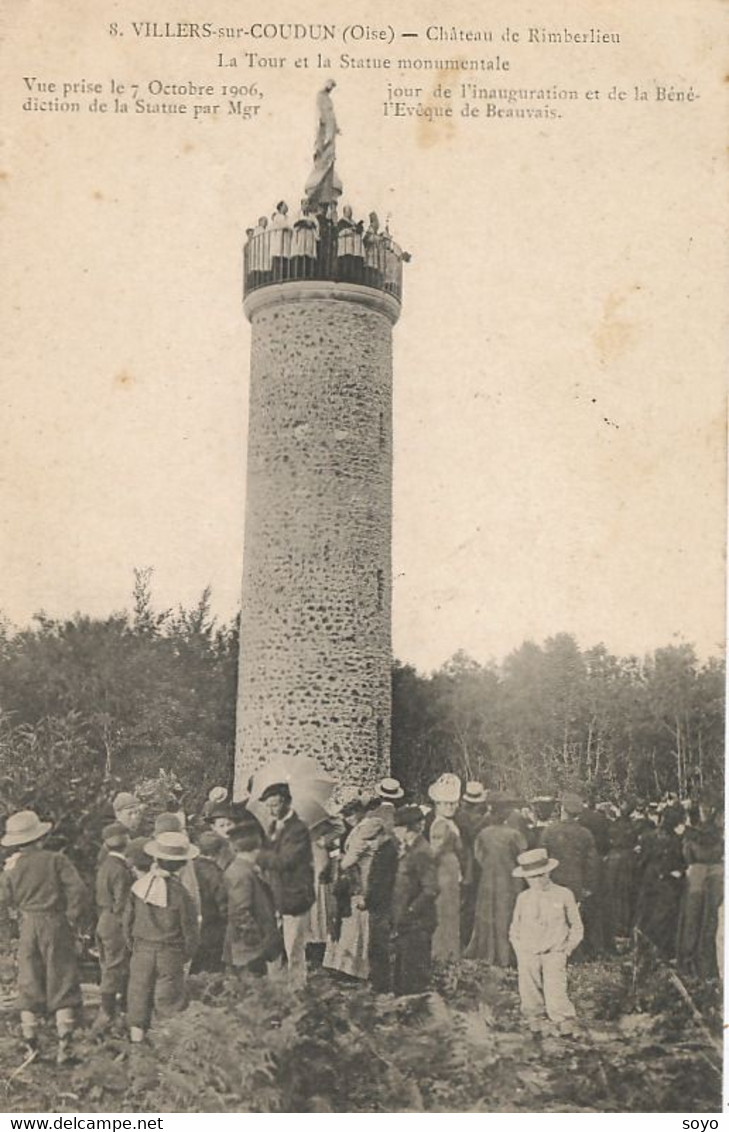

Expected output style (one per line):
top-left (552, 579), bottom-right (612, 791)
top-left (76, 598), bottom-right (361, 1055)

top-left (235, 293), bottom-right (394, 791)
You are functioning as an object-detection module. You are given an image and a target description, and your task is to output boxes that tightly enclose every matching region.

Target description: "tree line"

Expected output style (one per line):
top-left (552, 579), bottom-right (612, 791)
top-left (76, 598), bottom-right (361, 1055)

top-left (392, 638), bottom-right (724, 801)
top-left (0, 570), bottom-right (723, 837)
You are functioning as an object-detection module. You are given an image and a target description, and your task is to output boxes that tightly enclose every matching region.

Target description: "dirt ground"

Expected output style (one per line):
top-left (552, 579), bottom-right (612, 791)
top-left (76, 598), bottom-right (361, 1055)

top-left (0, 949), bottom-right (721, 1113)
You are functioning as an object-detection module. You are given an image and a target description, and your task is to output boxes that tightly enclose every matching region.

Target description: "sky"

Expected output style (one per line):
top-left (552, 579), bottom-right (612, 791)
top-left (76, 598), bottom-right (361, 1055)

top-left (1, 0), bottom-right (726, 672)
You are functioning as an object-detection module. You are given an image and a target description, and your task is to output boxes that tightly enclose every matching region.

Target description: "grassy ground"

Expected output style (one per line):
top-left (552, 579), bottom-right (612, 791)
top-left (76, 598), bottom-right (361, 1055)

top-left (0, 950), bottom-right (721, 1113)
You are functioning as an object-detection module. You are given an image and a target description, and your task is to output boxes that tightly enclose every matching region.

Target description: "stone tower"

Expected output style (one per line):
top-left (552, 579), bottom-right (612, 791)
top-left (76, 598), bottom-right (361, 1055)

top-left (234, 88), bottom-right (406, 792)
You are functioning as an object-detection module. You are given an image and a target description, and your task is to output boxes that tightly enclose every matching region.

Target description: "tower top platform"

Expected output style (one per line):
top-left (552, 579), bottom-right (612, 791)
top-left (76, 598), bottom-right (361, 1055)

top-left (243, 209), bottom-right (408, 306)
top-left (243, 85), bottom-right (409, 307)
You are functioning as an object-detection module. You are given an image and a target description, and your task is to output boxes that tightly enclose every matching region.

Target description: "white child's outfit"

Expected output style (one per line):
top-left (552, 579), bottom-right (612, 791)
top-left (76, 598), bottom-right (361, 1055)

top-left (509, 880), bottom-right (583, 1026)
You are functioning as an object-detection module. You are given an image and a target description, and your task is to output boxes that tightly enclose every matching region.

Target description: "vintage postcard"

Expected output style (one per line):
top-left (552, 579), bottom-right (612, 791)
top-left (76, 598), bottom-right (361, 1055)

top-left (0, 0), bottom-right (725, 1116)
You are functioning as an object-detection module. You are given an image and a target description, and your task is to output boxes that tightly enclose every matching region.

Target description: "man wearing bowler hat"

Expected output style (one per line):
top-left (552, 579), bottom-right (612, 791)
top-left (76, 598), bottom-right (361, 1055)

top-left (509, 848), bottom-right (583, 1034)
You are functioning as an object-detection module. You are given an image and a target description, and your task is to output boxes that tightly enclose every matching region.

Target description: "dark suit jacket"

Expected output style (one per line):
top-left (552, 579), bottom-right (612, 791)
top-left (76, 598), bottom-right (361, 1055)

top-left (258, 811), bottom-right (315, 916)
top-left (193, 856), bottom-right (228, 935)
top-left (224, 856), bottom-right (281, 966)
top-left (392, 835), bottom-right (439, 934)
top-left (365, 838), bottom-right (399, 915)
top-left (540, 820), bottom-right (599, 902)
top-left (579, 809), bottom-right (612, 857)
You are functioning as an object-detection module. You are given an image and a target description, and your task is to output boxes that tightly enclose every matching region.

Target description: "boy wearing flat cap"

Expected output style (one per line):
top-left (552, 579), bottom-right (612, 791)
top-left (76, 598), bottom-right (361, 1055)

top-left (0, 810), bottom-right (86, 1065)
top-left (94, 821), bottom-right (133, 1031)
top-left (113, 792), bottom-right (142, 834)
top-left (509, 848), bottom-right (584, 1034)
top-left (224, 824), bottom-right (282, 976)
top-left (123, 831), bottom-right (200, 1042)
top-left (190, 831), bottom-right (229, 974)
top-left (391, 806), bottom-right (439, 995)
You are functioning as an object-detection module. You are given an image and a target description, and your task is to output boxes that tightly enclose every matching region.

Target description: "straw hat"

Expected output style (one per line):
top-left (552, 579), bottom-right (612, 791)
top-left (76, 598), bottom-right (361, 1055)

top-left (512, 848), bottom-right (559, 878)
top-left (1, 811), bottom-right (52, 848)
top-left (144, 831), bottom-right (199, 862)
top-left (375, 777), bottom-right (404, 801)
top-left (463, 781), bottom-right (487, 805)
top-left (428, 773), bottom-right (462, 804)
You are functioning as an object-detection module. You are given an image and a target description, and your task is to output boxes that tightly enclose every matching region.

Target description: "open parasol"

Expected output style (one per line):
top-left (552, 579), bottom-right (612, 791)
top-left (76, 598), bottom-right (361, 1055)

top-left (248, 755), bottom-right (336, 829)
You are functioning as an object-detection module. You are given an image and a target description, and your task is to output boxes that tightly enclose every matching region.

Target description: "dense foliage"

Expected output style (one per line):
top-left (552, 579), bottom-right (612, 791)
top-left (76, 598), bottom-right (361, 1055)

top-left (0, 959), bottom-right (720, 1113)
top-left (392, 640), bottom-right (724, 801)
top-left (0, 573), bottom-right (722, 1112)
top-left (0, 573), bottom-right (723, 846)
top-left (0, 571), bottom-right (237, 820)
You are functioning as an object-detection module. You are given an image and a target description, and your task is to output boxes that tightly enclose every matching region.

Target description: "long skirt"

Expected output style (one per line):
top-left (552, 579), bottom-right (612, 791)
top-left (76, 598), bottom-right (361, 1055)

top-left (638, 875), bottom-right (683, 959)
top-left (466, 869), bottom-right (519, 966)
top-left (603, 848), bottom-right (635, 939)
top-left (323, 906), bottom-right (369, 980)
top-left (677, 863), bottom-right (723, 977)
top-left (394, 927), bottom-right (432, 996)
top-left (307, 879), bottom-right (331, 945)
top-left (432, 853), bottom-right (460, 961)
top-left (582, 857), bottom-right (606, 958)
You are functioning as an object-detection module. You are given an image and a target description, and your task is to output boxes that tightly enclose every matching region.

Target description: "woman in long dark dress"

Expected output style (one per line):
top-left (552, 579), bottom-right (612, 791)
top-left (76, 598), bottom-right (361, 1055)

top-left (465, 804), bottom-right (526, 966)
top-left (635, 805), bottom-right (686, 958)
top-left (456, 783), bottom-right (489, 947)
top-left (603, 803), bottom-right (637, 943)
top-left (677, 793), bottom-right (724, 978)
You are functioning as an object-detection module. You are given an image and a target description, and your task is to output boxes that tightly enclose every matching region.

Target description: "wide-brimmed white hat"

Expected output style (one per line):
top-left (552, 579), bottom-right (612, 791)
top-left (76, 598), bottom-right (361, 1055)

top-left (2, 810), bottom-right (52, 848)
top-left (512, 848), bottom-right (559, 878)
top-left (463, 781), bottom-right (487, 805)
top-left (428, 773), bottom-right (462, 804)
top-left (375, 777), bottom-right (404, 801)
top-left (144, 831), bottom-right (199, 862)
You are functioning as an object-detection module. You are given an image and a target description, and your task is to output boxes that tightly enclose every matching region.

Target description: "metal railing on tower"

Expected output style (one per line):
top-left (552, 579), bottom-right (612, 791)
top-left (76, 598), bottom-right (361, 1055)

top-left (243, 219), bottom-right (405, 302)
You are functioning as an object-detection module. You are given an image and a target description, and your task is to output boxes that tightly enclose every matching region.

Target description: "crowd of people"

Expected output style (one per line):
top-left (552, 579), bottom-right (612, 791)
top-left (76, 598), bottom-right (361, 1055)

top-left (244, 200), bottom-right (410, 293)
top-left (0, 772), bottom-right (722, 1062)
